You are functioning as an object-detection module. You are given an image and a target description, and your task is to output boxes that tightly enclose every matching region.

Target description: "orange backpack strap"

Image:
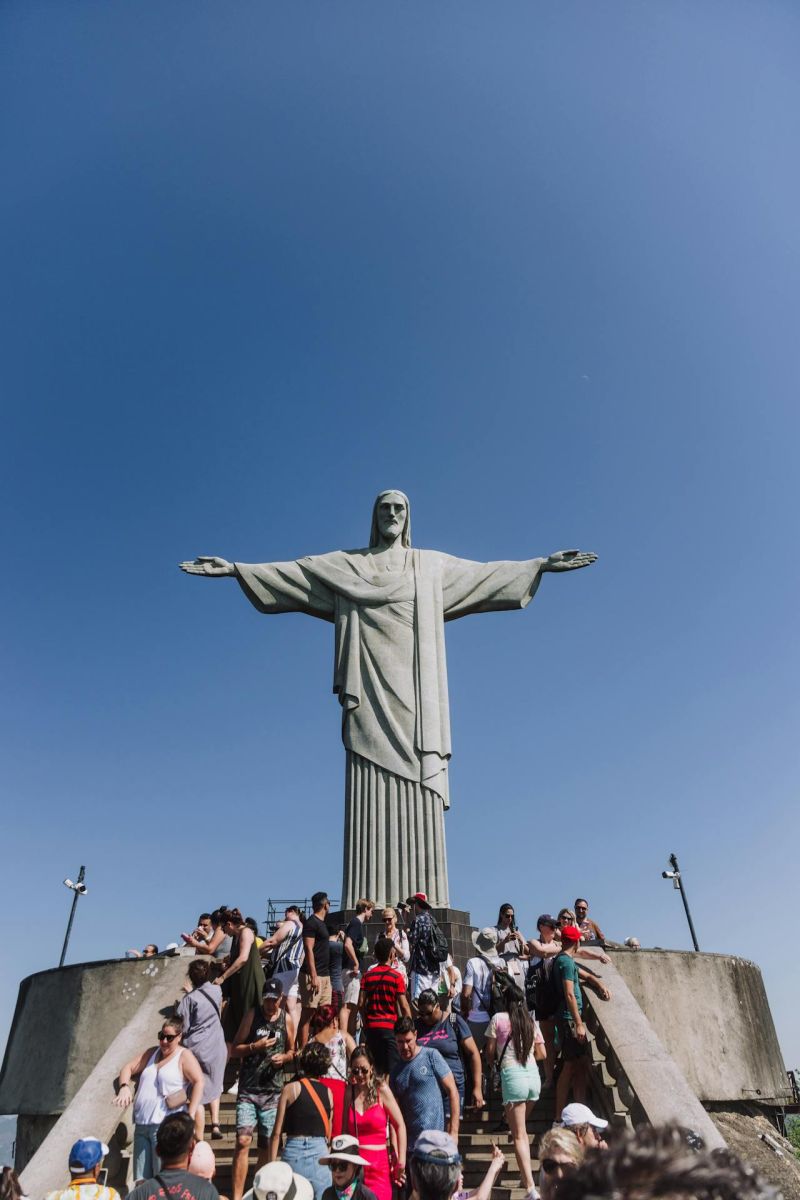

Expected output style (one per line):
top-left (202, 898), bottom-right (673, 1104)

top-left (300, 1077), bottom-right (332, 1142)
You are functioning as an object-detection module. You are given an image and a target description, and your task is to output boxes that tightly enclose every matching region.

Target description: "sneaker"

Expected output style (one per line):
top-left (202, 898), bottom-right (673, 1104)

top-left (226, 1079), bottom-right (239, 1096)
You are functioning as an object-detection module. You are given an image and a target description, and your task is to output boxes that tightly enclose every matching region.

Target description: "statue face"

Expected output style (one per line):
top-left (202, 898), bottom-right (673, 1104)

top-left (376, 493), bottom-right (407, 541)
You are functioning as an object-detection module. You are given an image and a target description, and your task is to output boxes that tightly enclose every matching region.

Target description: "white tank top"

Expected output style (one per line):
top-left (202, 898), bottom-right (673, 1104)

top-left (133, 1048), bottom-right (188, 1125)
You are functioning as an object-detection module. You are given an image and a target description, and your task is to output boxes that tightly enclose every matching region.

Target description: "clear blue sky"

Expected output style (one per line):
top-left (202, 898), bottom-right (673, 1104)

top-left (3, 1), bottom-right (799, 1071)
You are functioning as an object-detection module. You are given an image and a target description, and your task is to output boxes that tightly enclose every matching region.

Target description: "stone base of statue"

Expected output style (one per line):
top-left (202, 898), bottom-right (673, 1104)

top-left (335, 906), bottom-right (476, 972)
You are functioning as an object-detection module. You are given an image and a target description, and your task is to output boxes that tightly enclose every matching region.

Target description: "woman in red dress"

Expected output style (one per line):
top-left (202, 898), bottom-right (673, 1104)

top-left (344, 1046), bottom-right (406, 1200)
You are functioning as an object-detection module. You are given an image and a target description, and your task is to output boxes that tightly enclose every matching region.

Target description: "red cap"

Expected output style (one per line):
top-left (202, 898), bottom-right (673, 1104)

top-left (412, 892), bottom-right (431, 908)
top-left (560, 924), bottom-right (583, 943)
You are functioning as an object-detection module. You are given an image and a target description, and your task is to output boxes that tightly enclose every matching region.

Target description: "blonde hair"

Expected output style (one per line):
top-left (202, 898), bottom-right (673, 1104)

top-left (538, 1128), bottom-right (583, 1165)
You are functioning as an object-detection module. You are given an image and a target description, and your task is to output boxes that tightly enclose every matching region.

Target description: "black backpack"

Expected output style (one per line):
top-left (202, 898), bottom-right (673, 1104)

top-left (487, 963), bottom-right (524, 1015)
top-left (526, 956), bottom-right (559, 1020)
top-left (426, 917), bottom-right (450, 969)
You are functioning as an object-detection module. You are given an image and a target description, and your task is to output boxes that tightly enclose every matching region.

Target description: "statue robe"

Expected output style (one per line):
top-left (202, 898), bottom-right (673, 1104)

top-left (235, 548), bottom-right (544, 907)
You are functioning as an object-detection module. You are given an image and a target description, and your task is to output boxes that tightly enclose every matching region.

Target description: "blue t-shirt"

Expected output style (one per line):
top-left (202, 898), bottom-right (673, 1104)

top-left (390, 1047), bottom-right (452, 1145)
top-left (415, 1015), bottom-right (471, 1099)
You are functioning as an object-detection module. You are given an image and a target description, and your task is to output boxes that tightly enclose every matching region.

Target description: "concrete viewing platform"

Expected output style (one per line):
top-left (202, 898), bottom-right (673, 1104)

top-left (0, 944), bottom-right (795, 1198)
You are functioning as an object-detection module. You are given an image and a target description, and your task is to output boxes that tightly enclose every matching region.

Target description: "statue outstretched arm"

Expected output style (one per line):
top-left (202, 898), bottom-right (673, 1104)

top-left (179, 556), bottom-right (236, 577)
top-left (541, 549), bottom-right (598, 572)
top-left (181, 554), bottom-right (336, 620)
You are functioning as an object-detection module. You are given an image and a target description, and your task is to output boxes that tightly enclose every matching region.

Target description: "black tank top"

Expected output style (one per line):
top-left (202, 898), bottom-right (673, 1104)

top-left (283, 1078), bottom-right (331, 1138)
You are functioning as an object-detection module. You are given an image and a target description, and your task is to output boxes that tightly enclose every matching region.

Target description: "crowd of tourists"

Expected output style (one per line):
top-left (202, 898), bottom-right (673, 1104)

top-left (10, 893), bottom-right (774, 1200)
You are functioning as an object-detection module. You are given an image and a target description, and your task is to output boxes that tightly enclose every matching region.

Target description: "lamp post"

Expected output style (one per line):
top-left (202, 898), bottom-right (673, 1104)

top-left (60, 865), bottom-right (87, 967)
top-left (661, 852), bottom-right (699, 951)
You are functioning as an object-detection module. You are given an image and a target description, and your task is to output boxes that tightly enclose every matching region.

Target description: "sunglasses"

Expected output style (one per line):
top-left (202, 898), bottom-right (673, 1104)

top-left (350, 1066), bottom-right (369, 1077)
top-left (541, 1160), bottom-right (575, 1176)
top-left (158, 1031), bottom-right (178, 1042)
top-left (330, 1164), bottom-right (353, 1173)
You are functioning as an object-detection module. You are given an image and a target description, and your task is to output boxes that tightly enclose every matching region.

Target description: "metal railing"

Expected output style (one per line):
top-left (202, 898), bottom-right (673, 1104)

top-left (264, 898), bottom-right (340, 933)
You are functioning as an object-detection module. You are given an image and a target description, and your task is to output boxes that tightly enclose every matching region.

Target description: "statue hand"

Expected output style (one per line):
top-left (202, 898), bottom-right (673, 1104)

top-left (179, 556), bottom-right (235, 577)
top-left (543, 549), bottom-right (598, 572)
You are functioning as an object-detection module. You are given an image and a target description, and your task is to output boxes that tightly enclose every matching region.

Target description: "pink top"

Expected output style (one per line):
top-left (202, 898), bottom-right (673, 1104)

top-left (487, 1012), bottom-right (543, 1068)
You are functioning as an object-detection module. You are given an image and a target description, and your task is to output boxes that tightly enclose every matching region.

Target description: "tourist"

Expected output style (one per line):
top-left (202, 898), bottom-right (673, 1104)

top-left (181, 914), bottom-right (214, 955)
top-left (126, 1112), bottom-right (219, 1200)
top-left (558, 909), bottom-right (612, 964)
top-left (556, 1124), bottom-right (776, 1200)
top-left (415, 990), bottom-right (484, 1114)
top-left (114, 1016), bottom-right (204, 1181)
top-left (260, 906), bottom-right (305, 1024)
top-left (44, 1138), bottom-right (119, 1200)
top-left (298, 892), bottom-right (333, 1048)
top-left (341, 899), bottom-right (375, 1035)
top-left (436, 954), bottom-right (461, 1014)
top-left (359, 935), bottom-right (412, 1075)
top-left (231, 979), bottom-right (296, 1200)
top-left (408, 893), bottom-right (443, 1000)
top-left (214, 908), bottom-right (266, 1044)
top-left (525, 915), bottom-right (560, 1088)
top-left (553, 925), bottom-right (590, 1116)
top-left (453, 1145), bottom-right (506, 1200)
top-left (189, 1142), bottom-right (228, 1200)
top-left (310, 1003), bottom-right (356, 1135)
top-left (390, 1017), bottom-right (460, 1146)
top-left (182, 908), bottom-right (233, 961)
top-left (408, 1130), bottom-right (461, 1200)
top-left (177, 959), bottom-right (227, 1139)
top-left (536, 1128), bottom-right (583, 1200)
top-left (495, 904), bottom-right (527, 989)
top-left (485, 982), bottom-right (544, 1199)
top-left (461, 929), bottom-right (501, 1052)
top-left (343, 1046), bottom-right (407, 1200)
top-left (573, 900), bottom-right (605, 946)
top-left (559, 1102), bottom-right (609, 1150)
top-left (326, 918), bottom-right (345, 1015)
top-left (318, 1135), bottom-right (376, 1200)
top-left (127, 944), bottom-right (159, 959)
top-left (242, 1164), bottom-right (312, 1200)
top-left (381, 907), bottom-right (410, 979)
top-left (269, 1042), bottom-right (334, 1200)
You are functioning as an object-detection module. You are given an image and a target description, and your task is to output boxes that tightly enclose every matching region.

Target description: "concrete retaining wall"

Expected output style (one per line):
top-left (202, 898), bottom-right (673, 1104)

top-left (0, 955), bottom-right (189, 1121)
top-left (610, 949), bottom-right (790, 1103)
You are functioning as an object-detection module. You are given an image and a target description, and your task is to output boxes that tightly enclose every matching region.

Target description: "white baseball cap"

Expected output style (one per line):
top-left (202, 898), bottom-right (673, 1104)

top-left (560, 1102), bottom-right (608, 1130)
top-left (243, 1162), bottom-right (314, 1200)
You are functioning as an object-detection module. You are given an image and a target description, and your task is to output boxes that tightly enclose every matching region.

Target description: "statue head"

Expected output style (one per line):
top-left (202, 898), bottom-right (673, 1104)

top-left (369, 490), bottom-right (412, 548)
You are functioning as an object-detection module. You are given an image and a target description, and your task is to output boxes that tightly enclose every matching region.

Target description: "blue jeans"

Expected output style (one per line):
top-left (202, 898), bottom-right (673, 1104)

top-left (133, 1124), bottom-right (161, 1181)
top-left (281, 1136), bottom-right (331, 1200)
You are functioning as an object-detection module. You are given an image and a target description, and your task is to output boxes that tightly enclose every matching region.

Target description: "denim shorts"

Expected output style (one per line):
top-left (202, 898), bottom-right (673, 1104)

top-left (500, 1064), bottom-right (541, 1104)
top-left (236, 1096), bottom-right (277, 1146)
top-left (281, 1136), bottom-right (331, 1200)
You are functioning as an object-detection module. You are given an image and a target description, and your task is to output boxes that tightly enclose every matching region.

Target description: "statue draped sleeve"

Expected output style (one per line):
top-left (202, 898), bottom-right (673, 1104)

top-left (233, 559), bottom-right (336, 622)
top-left (439, 552), bottom-right (545, 619)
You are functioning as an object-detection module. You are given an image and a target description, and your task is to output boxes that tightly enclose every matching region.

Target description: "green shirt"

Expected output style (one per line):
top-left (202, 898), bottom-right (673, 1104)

top-left (553, 951), bottom-right (583, 1021)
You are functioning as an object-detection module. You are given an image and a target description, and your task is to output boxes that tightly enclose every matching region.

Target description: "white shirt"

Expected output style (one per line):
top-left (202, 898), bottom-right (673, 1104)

top-left (463, 956), bottom-right (494, 1022)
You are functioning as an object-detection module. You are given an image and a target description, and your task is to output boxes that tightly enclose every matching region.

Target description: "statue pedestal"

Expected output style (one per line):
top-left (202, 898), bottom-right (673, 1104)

top-left (337, 906), bottom-right (476, 973)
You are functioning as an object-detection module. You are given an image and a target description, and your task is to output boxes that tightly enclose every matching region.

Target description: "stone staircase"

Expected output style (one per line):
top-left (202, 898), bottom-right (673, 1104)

top-left (210, 1041), bottom-right (631, 1200)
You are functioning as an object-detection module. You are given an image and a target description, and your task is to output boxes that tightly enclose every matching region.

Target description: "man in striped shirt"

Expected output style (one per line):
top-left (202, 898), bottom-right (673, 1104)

top-left (359, 935), bottom-right (412, 1073)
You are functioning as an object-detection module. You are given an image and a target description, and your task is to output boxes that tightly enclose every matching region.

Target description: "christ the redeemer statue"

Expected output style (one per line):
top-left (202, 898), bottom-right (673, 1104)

top-left (180, 490), bottom-right (596, 909)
